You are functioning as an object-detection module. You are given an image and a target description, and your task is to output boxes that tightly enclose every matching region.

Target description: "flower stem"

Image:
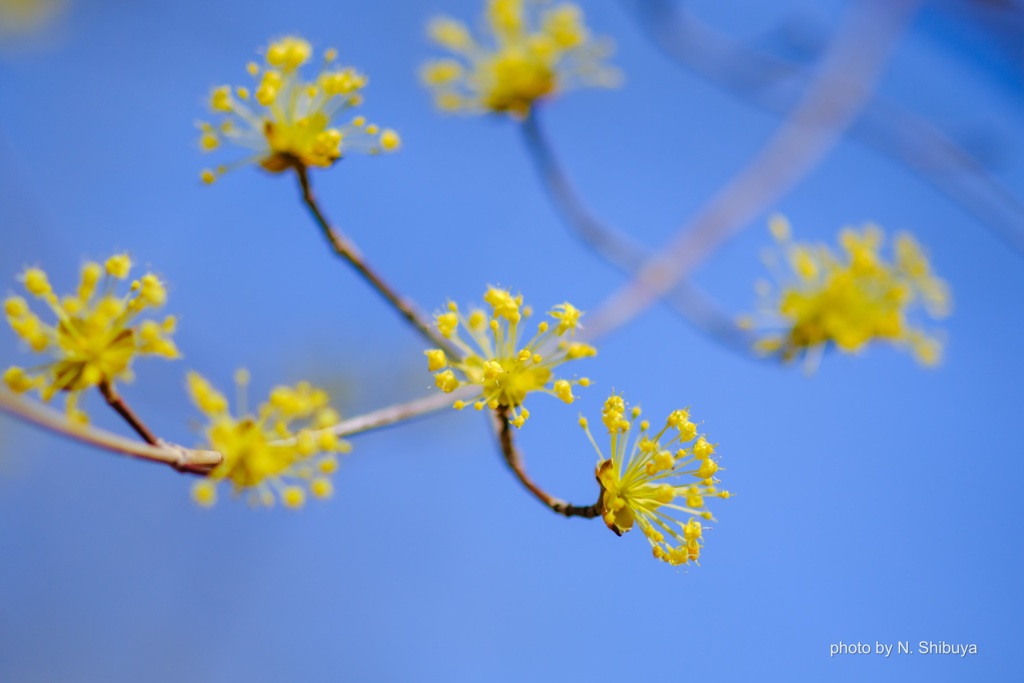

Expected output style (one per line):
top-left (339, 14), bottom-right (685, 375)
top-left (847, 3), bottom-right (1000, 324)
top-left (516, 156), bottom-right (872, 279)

top-left (494, 405), bottom-right (601, 519)
top-left (293, 165), bottom-right (461, 359)
top-left (97, 380), bottom-right (159, 446)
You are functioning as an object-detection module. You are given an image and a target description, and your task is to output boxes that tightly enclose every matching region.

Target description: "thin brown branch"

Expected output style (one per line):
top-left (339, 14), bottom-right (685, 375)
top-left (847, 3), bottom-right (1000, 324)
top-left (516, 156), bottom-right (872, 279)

top-left (0, 389), bottom-right (221, 474)
top-left (583, 0), bottom-right (924, 341)
top-left (0, 388), bottom-right (469, 476)
top-left (520, 110), bottom-right (758, 358)
top-left (493, 405), bottom-right (602, 519)
top-left (98, 380), bottom-right (159, 446)
top-left (293, 164), bottom-right (461, 359)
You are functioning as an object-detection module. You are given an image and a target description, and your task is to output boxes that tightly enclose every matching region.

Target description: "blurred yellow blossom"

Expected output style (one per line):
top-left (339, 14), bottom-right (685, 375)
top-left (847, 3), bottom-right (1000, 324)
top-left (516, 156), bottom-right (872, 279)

top-left (188, 370), bottom-right (350, 508)
top-left (0, 0), bottom-right (62, 36)
top-left (198, 35), bottom-right (400, 184)
top-left (425, 287), bottom-right (594, 427)
top-left (741, 216), bottom-right (951, 367)
top-left (581, 394), bottom-right (728, 567)
top-left (3, 255), bottom-right (178, 421)
top-left (421, 0), bottom-right (620, 118)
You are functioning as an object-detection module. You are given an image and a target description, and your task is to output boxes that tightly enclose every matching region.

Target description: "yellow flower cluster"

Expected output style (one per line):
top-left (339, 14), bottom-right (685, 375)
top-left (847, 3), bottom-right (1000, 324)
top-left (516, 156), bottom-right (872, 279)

top-left (188, 370), bottom-right (349, 508)
top-left (198, 35), bottom-right (401, 183)
top-left (582, 395), bottom-right (728, 567)
top-left (743, 216), bottom-right (951, 366)
top-left (3, 255), bottom-right (178, 421)
top-left (426, 287), bottom-right (595, 427)
top-left (421, 0), bottom-right (620, 118)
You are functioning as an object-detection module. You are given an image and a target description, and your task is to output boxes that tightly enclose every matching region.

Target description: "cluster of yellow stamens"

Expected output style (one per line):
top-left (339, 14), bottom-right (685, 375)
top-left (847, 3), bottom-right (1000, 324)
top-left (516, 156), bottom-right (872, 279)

top-left (425, 287), bottom-right (595, 427)
top-left (581, 395), bottom-right (729, 567)
top-left (3, 255), bottom-right (178, 421)
top-left (421, 0), bottom-right (620, 118)
top-left (198, 35), bottom-right (400, 183)
top-left (188, 370), bottom-right (349, 508)
top-left (741, 216), bottom-right (951, 367)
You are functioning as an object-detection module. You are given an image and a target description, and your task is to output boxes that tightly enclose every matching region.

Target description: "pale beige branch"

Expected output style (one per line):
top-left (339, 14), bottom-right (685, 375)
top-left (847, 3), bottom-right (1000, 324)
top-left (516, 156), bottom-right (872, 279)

top-left (272, 385), bottom-right (476, 447)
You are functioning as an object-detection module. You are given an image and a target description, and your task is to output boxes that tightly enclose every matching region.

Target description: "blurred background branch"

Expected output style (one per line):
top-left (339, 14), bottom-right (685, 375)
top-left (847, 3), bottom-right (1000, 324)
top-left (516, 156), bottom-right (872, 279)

top-left (619, 0), bottom-right (1024, 258)
top-left (520, 110), bottom-right (759, 358)
top-left (585, 0), bottom-right (924, 340)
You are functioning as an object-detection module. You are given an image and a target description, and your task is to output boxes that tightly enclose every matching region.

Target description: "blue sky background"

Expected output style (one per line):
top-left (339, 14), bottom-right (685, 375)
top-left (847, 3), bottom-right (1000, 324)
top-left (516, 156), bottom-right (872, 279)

top-left (1, 0), bottom-right (1022, 681)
